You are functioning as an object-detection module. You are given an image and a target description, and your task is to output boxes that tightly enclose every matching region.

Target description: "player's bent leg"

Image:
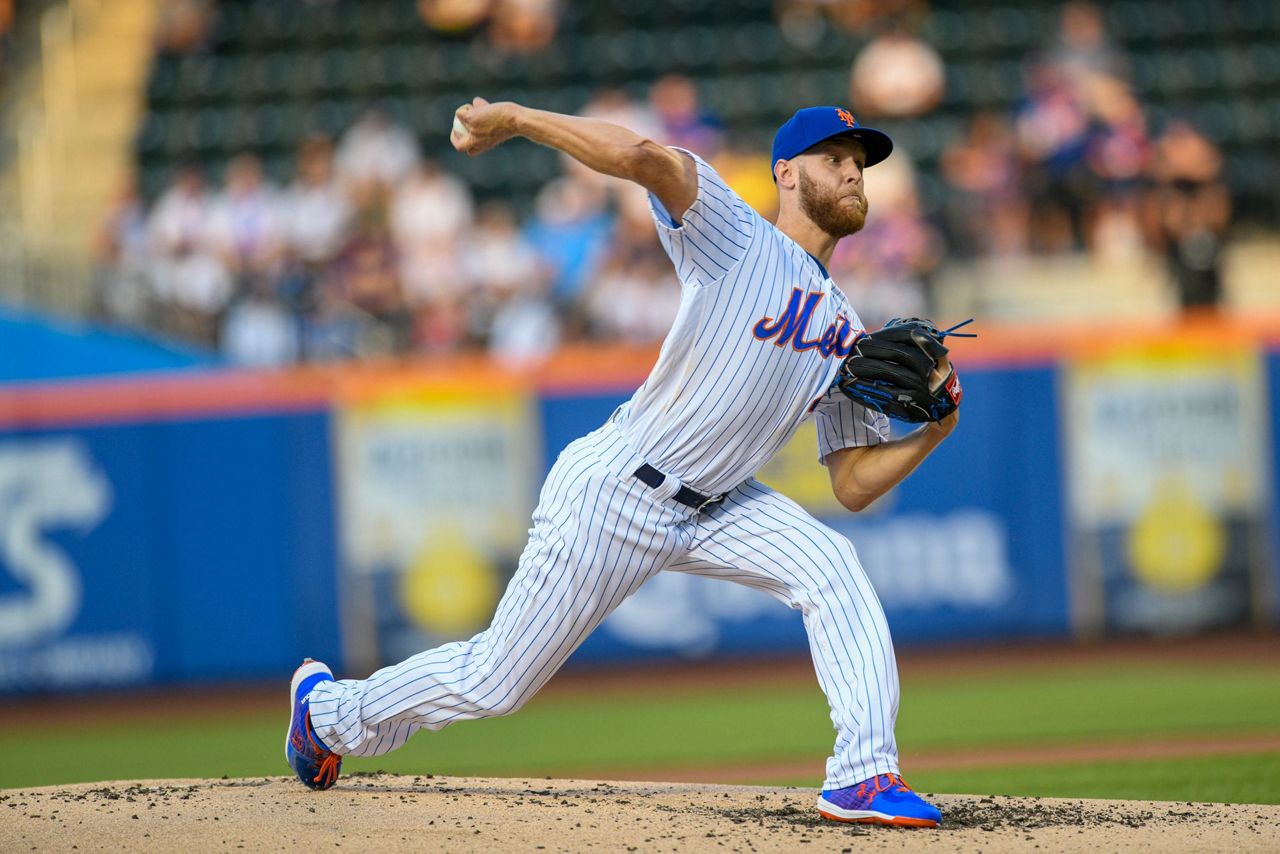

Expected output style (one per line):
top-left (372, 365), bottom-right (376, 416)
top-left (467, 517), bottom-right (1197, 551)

top-left (671, 479), bottom-right (930, 822)
top-left (303, 423), bottom-right (693, 760)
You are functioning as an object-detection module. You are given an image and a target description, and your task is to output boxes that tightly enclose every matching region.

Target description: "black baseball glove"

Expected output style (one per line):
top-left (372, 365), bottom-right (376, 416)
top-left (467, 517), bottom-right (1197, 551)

top-left (835, 317), bottom-right (975, 423)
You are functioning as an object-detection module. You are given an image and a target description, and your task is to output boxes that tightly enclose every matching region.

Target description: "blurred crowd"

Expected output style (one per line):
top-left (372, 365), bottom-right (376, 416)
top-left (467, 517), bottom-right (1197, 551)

top-left (936, 1), bottom-right (1230, 309)
top-left (94, 97), bottom-right (695, 366)
top-left (154, 0), bottom-right (561, 57)
top-left (94, 0), bottom-right (1233, 367)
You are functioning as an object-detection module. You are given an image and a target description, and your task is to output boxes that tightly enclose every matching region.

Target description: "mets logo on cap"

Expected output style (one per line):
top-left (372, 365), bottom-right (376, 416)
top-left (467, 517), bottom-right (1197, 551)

top-left (771, 106), bottom-right (895, 174)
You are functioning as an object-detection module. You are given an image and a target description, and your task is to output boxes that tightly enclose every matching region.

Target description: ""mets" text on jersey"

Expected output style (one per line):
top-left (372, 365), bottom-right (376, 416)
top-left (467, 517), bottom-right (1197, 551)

top-left (752, 288), bottom-right (859, 357)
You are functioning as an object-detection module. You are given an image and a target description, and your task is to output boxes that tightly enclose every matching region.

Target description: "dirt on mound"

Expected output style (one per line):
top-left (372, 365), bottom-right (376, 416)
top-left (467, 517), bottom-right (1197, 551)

top-left (4, 774), bottom-right (1276, 852)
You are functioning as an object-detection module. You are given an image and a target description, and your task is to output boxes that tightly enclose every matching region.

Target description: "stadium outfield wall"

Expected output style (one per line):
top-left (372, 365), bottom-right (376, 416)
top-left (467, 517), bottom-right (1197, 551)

top-left (0, 319), bottom-right (1277, 694)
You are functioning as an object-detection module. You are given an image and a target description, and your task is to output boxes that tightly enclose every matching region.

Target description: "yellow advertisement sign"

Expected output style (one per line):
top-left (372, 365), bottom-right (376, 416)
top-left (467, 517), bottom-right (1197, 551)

top-left (1064, 337), bottom-right (1270, 632)
top-left (334, 381), bottom-right (539, 668)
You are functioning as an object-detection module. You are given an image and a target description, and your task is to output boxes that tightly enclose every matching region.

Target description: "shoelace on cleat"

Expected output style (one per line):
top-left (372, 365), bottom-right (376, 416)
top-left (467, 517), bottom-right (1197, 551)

top-left (301, 709), bottom-right (340, 787)
top-left (855, 773), bottom-right (913, 802)
top-left (313, 752), bottom-right (340, 787)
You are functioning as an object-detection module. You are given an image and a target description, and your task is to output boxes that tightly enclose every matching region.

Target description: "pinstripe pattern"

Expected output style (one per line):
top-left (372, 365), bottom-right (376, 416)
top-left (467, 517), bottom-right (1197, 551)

top-left (814, 388), bottom-right (892, 461)
top-left (310, 422), bottom-right (695, 756)
top-left (619, 151), bottom-right (887, 494)
top-left (668, 479), bottom-right (899, 787)
top-left (306, 155), bottom-right (905, 791)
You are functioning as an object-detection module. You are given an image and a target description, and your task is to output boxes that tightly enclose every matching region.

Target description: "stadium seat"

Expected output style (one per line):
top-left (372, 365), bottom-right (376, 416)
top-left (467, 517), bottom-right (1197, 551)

top-left (975, 7), bottom-right (1037, 52)
top-left (921, 10), bottom-right (968, 54)
top-left (146, 57), bottom-right (179, 105)
top-left (249, 1), bottom-right (304, 49)
top-left (668, 26), bottom-right (718, 72)
top-left (182, 56), bottom-right (232, 102)
top-left (130, 0), bottom-right (1280, 226)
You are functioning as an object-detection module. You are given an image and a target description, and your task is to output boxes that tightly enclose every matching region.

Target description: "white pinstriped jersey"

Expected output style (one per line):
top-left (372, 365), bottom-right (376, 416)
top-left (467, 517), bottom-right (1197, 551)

top-left (306, 146), bottom-right (908, 794)
top-left (615, 150), bottom-right (890, 495)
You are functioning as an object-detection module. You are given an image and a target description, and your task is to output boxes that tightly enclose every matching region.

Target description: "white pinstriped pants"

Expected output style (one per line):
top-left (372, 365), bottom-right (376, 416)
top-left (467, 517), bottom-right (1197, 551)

top-left (308, 420), bottom-right (900, 789)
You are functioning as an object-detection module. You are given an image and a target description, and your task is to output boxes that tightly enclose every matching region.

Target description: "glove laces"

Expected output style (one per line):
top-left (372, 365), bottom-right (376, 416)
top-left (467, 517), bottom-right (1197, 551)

top-left (939, 318), bottom-right (977, 339)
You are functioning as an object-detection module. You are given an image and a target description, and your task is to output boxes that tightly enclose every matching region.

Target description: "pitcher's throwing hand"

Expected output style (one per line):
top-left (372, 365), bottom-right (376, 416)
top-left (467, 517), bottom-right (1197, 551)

top-left (450, 97), bottom-right (518, 155)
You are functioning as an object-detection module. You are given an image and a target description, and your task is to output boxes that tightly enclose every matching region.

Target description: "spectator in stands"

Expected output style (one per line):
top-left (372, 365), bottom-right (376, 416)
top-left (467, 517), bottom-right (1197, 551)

top-left (220, 281), bottom-right (299, 367)
top-left (0, 0), bottom-right (13, 83)
top-left (1017, 1), bottom-right (1138, 256)
top-left (583, 236), bottom-right (681, 345)
top-left (1015, 63), bottom-right (1093, 252)
top-left (650, 75), bottom-right (723, 160)
top-left (147, 165), bottom-right (210, 268)
top-left (775, 0), bottom-right (929, 45)
top-left (829, 152), bottom-right (941, 327)
top-left (461, 201), bottom-right (541, 301)
top-left (1142, 121), bottom-right (1231, 311)
top-left (834, 0), bottom-right (930, 36)
top-left (487, 281), bottom-right (562, 363)
top-left (460, 201), bottom-right (552, 355)
top-left (336, 106), bottom-right (421, 206)
top-left (489, 0), bottom-right (559, 55)
top-left (574, 90), bottom-right (662, 167)
top-left (207, 152), bottom-right (286, 287)
top-left (413, 294), bottom-right (471, 354)
top-left (848, 22), bottom-right (945, 118)
top-left (773, 0), bottom-right (826, 48)
top-left (146, 164), bottom-right (230, 344)
top-left (523, 176), bottom-right (613, 308)
top-left (301, 279), bottom-right (368, 361)
top-left (92, 175), bottom-right (152, 326)
top-left (331, 210), bottom-right (408, 355)
top-left (283, 134), bottom-right (353, 268)
top-left (940, 112), bottom-right (1027, 258)
top-left (417, 0), bottom-right (491, 38)
top-left (1046, 2), bottom-right (1128, 93)
top-left (390, 158), bottom-right (473, 309)
top-left (572, 90), bottom-right (662, 226)
top-left (276, 134), bottom-right (353, 328)
top-left (153, 0), bottom-right (215, 56)
top-left (1082, 74), bottom-right (1149, 260)
top-left (579, 88), bottom-right (661, 133)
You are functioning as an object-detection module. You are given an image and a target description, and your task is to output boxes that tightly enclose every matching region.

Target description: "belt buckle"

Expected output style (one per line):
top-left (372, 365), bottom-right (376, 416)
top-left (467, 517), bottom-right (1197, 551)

top-left (696, 493), bottom-right (725, 513)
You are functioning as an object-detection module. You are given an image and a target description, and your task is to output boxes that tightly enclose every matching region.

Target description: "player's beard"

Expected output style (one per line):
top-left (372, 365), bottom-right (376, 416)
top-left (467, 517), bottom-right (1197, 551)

top-left (797, 167), bottom-right (867, 238)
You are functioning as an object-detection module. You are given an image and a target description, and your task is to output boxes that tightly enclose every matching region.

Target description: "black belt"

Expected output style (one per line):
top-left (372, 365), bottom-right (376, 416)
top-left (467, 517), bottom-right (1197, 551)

top-left (633, 463), bottom-right (726, 513)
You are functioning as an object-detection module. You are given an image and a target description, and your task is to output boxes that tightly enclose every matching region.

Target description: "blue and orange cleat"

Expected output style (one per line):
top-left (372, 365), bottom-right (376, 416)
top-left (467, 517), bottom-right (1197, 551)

top-left (816, 773), bottom-right (941, 827)
top-left (285, 659), bottom-right (342, 791)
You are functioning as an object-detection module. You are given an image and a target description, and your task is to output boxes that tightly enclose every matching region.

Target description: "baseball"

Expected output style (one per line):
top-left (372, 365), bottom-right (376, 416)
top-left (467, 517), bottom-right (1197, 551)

top-left (452, 114), bottom-right (470, 142)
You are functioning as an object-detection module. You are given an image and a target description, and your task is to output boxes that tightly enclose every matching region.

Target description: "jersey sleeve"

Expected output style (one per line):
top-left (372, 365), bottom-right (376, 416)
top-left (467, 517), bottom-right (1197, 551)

top-left (813, 388), bottom-right (891, 463)
top-left (649, 149), bottom-right (756, 288)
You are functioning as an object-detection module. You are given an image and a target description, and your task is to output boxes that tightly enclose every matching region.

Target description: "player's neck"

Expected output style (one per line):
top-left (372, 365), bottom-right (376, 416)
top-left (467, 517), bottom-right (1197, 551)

top-left (774, 212), bottom-right (839, 269)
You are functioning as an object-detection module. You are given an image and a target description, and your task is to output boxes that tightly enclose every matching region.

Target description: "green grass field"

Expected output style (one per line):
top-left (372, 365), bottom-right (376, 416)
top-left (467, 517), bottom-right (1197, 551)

top-left (4, 659), bottom-right (1279, 804)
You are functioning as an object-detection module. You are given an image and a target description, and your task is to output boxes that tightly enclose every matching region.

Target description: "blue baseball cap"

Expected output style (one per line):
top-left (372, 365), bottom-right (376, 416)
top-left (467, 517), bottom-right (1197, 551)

top-left (771, 106), bottom-right (894, 179)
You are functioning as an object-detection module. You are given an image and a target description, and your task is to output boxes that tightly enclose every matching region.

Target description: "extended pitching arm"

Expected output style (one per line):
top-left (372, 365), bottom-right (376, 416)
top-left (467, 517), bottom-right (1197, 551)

top-left (450, 97), bottom-right (699, 222)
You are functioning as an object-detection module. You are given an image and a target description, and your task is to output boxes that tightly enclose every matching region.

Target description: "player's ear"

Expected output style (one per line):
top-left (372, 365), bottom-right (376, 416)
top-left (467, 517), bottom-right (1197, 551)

top-left (774, 158), bottom-right (796, 190)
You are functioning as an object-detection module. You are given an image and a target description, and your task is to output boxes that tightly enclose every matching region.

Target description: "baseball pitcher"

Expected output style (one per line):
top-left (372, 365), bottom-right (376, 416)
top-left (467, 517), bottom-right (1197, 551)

top-left (286, 98), bottom-right (966, 827)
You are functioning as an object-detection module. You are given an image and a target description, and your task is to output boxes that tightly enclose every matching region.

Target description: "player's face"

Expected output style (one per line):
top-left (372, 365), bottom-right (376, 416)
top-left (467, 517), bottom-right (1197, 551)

top-left (796, 139), bottom-right (868, 238)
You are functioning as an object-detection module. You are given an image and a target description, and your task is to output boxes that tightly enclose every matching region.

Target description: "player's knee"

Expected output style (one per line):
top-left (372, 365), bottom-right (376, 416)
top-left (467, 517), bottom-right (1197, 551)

top-left (802, 542), bottom-right (868, 601)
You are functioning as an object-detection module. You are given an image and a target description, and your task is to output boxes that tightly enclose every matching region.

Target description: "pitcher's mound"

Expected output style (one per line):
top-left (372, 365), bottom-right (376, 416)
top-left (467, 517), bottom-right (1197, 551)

top-left (5, 773), bottom-right (1276, 852)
